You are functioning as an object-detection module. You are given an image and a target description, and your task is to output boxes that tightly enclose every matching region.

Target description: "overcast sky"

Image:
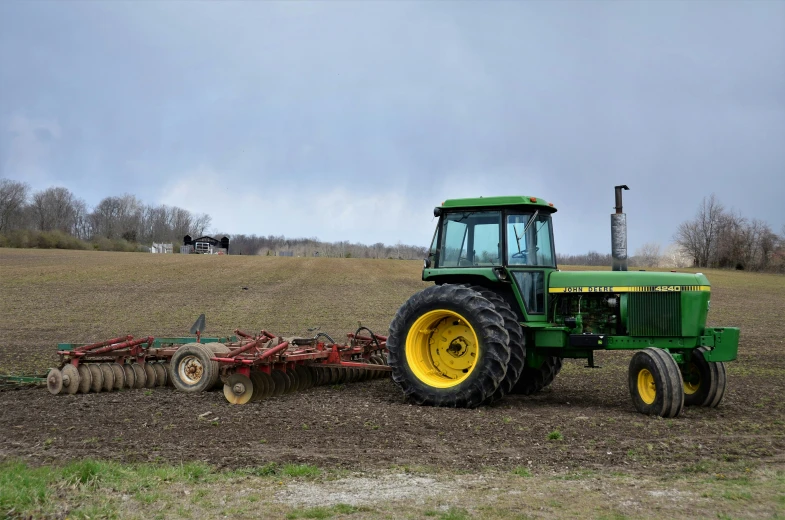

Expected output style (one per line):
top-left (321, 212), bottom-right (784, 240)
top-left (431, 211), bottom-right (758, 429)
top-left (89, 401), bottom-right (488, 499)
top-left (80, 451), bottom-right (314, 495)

top-left (1, 0), bottom-right (783, 254)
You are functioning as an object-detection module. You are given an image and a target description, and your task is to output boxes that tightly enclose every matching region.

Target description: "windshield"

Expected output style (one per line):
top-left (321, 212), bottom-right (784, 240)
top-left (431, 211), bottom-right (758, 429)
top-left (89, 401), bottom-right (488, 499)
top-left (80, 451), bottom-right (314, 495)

top-left (506, 213), bottom-right (556, 267)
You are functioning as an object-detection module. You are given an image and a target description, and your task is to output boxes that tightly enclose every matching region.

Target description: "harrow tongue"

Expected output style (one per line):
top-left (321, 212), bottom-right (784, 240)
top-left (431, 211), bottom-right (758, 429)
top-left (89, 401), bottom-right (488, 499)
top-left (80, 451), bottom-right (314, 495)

top-left (44, 322), bottom-right (390, 404)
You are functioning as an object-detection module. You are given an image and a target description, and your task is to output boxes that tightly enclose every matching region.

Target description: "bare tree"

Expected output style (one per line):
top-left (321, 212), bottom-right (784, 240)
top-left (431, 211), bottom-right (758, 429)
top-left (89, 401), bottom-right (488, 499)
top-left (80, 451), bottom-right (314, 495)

top-left (30, 186), bottom-right (80, 233)
top-left (0, 179), bottom-right (30, 232)
top-left (661, 243), bottom-right (691, 268)
top-left (633, 242), bottom-right (661, 267)
top-left (674, 194), bottom-right (725, 267)
top-left (90, 194), bottom-right (144, 240)
top-left (191, 213), bottom-right (212, 237)
top-left (71, 199), bottom-right (90, 239)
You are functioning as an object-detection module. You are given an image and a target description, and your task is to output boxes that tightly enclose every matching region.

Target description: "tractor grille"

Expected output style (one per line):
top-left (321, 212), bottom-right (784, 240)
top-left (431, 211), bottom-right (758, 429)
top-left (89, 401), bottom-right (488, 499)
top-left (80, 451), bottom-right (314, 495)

top-left (628, 292), bottom-right (681, 337)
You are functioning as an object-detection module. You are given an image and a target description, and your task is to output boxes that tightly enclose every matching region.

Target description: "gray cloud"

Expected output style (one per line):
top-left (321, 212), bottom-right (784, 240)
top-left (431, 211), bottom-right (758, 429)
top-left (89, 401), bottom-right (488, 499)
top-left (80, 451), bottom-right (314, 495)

top-left (1, 0), bottom-right (783, 252)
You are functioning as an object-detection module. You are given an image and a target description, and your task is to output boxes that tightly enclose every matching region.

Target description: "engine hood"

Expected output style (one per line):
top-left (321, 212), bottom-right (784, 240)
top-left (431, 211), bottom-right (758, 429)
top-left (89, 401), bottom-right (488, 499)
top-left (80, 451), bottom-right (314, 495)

top-left (548, 270), bottom-right (710, 293)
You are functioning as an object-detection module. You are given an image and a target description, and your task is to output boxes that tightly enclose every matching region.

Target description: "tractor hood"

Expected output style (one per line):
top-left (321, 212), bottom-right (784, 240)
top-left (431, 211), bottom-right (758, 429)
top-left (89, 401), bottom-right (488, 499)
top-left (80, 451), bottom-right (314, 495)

top-left (548, 270), bottom-right (710, 294)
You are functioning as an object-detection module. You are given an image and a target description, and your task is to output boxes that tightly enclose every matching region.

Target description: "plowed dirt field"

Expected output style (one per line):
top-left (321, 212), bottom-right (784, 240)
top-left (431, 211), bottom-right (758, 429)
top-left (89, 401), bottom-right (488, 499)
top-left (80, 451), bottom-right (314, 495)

top-left (1, 249), bottom-right (784, 518)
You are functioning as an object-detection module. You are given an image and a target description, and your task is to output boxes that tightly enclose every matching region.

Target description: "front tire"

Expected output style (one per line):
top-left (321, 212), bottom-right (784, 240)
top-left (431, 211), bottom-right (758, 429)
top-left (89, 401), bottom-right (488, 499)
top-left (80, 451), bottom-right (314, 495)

top-left (629, 348), bottom-right (685, 418)
top-left (682, 347), bottom-right (727, 408)
top-left (387, 284), bottom-right (510, 408)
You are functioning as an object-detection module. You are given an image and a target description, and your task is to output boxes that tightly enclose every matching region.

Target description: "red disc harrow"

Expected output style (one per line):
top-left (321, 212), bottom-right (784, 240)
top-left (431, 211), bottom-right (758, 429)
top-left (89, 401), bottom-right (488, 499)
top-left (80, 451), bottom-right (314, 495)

top-left (46, 325), bottom-right (390, 404)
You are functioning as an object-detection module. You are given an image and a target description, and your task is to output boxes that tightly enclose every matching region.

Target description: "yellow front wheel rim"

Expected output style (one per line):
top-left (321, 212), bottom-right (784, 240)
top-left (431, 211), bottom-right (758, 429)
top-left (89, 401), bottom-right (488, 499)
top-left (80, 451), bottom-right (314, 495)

top-left (637, 368), bottom-right (656, 405)
top-left (683, 363), bottom-right (701, 395)
top-left (405, 309), bottom-right (479, 388)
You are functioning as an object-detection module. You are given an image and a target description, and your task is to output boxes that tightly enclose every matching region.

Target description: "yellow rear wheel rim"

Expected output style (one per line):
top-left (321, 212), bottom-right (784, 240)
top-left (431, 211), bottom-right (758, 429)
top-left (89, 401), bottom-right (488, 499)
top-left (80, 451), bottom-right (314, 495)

top-left (637, 368), bottom-right (656, 405)
top-left (683, 363), bottom-right (701, 395)
top-left (405, 309), bottom-right (479, 388)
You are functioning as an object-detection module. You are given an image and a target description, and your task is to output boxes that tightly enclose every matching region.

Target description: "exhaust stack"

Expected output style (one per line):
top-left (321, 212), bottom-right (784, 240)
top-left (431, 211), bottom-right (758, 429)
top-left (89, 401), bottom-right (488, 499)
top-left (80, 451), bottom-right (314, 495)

top-left (611, 185), bottom-right (629, 272)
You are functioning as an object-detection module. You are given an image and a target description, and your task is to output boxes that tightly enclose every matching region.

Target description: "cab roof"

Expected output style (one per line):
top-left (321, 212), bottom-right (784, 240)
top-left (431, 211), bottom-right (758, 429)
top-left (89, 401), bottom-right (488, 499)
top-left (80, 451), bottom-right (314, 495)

top-left (439, 196), bottom-right (557, 213)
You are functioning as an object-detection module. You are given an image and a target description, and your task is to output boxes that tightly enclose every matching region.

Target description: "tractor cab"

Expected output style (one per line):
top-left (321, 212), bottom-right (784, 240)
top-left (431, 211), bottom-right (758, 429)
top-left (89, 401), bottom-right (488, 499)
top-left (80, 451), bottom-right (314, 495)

top-left (424, 196), bottom-right (558, 318)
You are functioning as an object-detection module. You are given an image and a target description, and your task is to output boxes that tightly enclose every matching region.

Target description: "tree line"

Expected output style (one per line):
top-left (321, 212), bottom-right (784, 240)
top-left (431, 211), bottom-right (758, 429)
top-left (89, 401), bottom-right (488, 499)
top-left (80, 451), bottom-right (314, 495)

top-left (0, 179), bottom-right (429, 259)
top-left (225, 234), bottom-right (429, 259)
top-left (673, 194), bottom-right (783, 272)
top-left (0, 179), bottom-right (211, 248)
top-left (2, 180), bottom-right (782, 271)
top-left (559, 196), bottom-right (783, 273)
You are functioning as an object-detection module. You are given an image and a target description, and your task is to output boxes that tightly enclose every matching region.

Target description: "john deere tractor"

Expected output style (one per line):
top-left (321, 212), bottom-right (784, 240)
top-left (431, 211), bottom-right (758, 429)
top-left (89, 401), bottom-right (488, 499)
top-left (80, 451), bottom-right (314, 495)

top-left (387, 188), bottom-right (739, 417)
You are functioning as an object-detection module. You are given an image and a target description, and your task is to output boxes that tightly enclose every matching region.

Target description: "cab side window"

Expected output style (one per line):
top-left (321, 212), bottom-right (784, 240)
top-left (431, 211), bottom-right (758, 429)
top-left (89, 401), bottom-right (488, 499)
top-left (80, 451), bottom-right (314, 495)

top-left (437, 211), bottom-right (501, 267)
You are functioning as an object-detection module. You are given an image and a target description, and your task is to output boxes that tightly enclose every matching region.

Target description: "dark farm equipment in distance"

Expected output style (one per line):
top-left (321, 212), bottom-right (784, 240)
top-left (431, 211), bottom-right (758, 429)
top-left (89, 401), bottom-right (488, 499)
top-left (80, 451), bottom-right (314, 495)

top-left (44, 315), bottom-right (390, 404)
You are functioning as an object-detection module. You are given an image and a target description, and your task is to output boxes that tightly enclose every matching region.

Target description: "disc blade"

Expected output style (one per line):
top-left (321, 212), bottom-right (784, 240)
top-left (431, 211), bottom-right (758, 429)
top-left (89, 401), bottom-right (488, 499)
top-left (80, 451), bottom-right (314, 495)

top-left (131, 363), bottom-right (146, 389)
top-left (223, 373), bottom-right (253, 405)
top-left (77, 365), bottom-right (92, 393)
top-left (249, 371), bottom-right (266, 402)
top-left (110, 363), bottom-right (125, 390)
top-left (258, 371), bottom-right (275, 399)
top-left (99, 364), bottom-right (114, 392)
top-left (87, 364), bottom-right (103, 393)
top-left (270, 369), bottom-right (287, 397)
top-left (152, 364), bottom-right (166, 387)
top-left (61, 364), bottom-right (80, 395)
top-left (46, 368), bottom-right (63, 395)
top-left (287, 369), bottom-right (300, 393)
top-left (122, 364), bottom-right (135, 389)
top-left (143, 364), bottom-right (157, 388)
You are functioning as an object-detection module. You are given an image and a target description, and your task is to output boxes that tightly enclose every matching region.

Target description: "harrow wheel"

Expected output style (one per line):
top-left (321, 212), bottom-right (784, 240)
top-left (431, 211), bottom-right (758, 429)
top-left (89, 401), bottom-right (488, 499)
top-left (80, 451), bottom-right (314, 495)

top-left (99, 364), bottom-right (115, 392)
top-left (203, 343), bottom-right (229, 389)
top-left (682, 347), bottom-right (727, 408)
top-left (170, 344), bottom-right (218, 393)
top-left (109, 363), bottom-right (125, 390)
top-left (46, 368), bottom-right (63, 395)
top-left (387, 284), bottom-right (510, 408)
top-left (130, 363), bottom-right (146, 389)
top-left (62, 364), bottom-right (80, 395)
top-left (152, 363), bottom-right (167, 388)
top-left (88, 364), bottom-right (104, 393)
top-left (122, 364), bottom-right (136, 389)
top-left (77, 365), bottom-right (92, 393)
top-left (223, 373), bottom-right (254, 405)
top-left (629, 348), bottom-right (685, 418)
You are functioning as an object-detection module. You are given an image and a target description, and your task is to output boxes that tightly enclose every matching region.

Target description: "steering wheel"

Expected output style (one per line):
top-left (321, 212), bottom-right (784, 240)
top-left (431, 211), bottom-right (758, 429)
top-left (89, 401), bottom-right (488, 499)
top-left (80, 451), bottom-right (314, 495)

top-left (511, 251), bottom-right (528, 259)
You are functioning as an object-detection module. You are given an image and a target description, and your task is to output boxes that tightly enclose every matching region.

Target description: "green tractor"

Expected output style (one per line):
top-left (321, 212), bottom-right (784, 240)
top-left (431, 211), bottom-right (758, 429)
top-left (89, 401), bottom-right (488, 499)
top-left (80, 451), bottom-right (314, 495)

top-left (387, 188), bottom-right (739, 417)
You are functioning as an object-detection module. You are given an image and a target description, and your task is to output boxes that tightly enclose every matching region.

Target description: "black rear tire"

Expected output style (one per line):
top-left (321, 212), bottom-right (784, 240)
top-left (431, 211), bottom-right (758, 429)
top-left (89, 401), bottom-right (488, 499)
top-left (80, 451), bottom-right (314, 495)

top-left (511, 357), bottom-right (562, 395)
top-left (467, 286), bottom-right (525, 405)
top-left (387, 284), bottom-right (510, 408)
